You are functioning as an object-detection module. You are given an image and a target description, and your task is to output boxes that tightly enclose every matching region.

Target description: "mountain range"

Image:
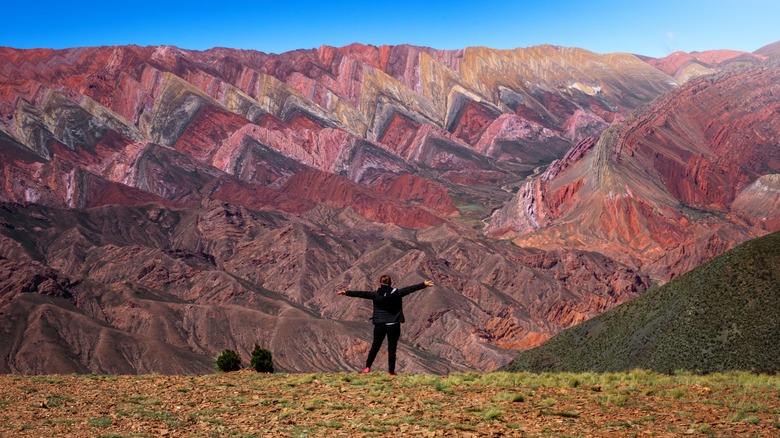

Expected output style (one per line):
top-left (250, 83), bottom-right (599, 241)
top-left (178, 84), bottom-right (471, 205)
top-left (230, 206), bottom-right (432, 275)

top-left (0, 40), bottom-right (778, 374)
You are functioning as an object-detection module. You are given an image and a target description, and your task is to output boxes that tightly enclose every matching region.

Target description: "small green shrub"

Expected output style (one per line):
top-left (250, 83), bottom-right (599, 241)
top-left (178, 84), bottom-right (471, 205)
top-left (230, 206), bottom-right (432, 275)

top-left (250, 344), bottom-right (274, 373)
top-left (215, 349), bottom-right (242, 372)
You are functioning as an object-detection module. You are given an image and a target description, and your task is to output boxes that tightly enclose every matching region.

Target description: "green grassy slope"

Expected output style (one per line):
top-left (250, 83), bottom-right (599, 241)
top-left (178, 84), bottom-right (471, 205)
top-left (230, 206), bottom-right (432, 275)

top-left (504, 231), bottom-right (780, 374)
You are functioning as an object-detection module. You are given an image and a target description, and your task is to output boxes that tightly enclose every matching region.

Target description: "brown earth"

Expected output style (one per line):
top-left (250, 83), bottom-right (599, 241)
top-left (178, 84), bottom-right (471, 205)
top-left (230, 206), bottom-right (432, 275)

top-left (3, 371), bottom-right (779, 437)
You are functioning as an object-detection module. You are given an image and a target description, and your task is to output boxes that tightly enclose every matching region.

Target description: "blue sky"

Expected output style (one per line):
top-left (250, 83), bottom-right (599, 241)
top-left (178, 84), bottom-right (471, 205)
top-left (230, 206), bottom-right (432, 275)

top-left (2, 0), bottom-right (778, 58)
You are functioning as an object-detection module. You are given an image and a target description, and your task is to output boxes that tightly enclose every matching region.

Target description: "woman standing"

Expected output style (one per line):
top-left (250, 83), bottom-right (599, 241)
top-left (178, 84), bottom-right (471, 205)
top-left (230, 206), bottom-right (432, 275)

top-left (339, 275), bottom-right (434, 375)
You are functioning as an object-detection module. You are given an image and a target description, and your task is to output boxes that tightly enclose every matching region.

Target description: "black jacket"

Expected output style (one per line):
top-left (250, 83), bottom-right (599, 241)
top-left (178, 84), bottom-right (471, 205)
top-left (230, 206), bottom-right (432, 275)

top-left (345, 283), bottom-right (428, 324)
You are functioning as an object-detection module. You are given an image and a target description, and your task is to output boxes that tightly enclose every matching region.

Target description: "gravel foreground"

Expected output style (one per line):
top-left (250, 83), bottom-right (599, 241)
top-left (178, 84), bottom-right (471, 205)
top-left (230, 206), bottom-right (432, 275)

top-left (2, 370), bottom-right (779, 437)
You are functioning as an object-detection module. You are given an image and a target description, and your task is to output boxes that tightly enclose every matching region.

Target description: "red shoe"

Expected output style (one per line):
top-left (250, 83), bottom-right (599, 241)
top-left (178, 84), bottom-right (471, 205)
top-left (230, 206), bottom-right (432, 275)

top-left (388, 372), bottom-right (396, 376)
top-left (361, 367), bottom-right (370, 374)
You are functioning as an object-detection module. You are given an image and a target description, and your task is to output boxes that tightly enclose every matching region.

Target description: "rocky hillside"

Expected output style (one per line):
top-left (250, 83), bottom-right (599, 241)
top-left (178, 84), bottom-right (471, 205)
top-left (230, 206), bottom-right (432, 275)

top-left (504, 231), bottom-right (780, 373)
top-left (0, 42), bottom-right (777, 374)
top-left (487, 57), bottom-right (780, 281)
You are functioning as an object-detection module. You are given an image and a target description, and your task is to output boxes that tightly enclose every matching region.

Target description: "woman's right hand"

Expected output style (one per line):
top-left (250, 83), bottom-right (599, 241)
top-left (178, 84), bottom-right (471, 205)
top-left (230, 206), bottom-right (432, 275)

top-left (338, 290), bottom-right (347, 296)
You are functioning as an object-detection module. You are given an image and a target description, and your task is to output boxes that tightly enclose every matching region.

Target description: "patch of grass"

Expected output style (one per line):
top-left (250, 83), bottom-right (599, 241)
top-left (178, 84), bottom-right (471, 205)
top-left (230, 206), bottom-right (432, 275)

top-left (539, 397), bottom-right (558, 408)
top-left (402, 374), bottom-right (440, 388)
top-left (31, 377), bottom-right (63, 384)
top-left (226, 396), bottom-right (250, 405)
top-left (43, 419), bottom-right (75, 426)
top-left (540, 411), bottom-right (580, 418)
top-left (481, 407), bottom-right (503, 420)
top-left (302, 398), bottom-right (325, 411)
top-left (458, 372), bottom-right (480, 382)
top-left (454, 422), bottom-right (477, 431)
top-left (165, 419), bottom-right (189, 428)
top-left (727, 401), bottom-right (765, 413)
top-left (618, 384), bottom-right (638, 395)
top-left (433, 381), bottom-right (454, 394)
top-left (328, 401), bottom-right (355, 410)
top-left (669, 386), bottom-right (688, 399)
top-left (465, 372), bottom-right (513, 388)
top-left (44, 394), bottom-right (74, 407)
top-left (605, 421), bottom-right (632, 428)
top-left (315, 419), bottom-right (343, 428)
top-left (137, 408), bottom-right (176, 421)
top-left (291, 374), bottom-right (316, 386)
top-left (729, 411), bottom-right (760, 424)
top-left (88, 416), bottom-right (113, 428)
top-left (605, 394), bottom-right (629, 407)
top-left (494, 392), bottom-right (525, 403)
top-left (203, 417), bottom-right (227, 426)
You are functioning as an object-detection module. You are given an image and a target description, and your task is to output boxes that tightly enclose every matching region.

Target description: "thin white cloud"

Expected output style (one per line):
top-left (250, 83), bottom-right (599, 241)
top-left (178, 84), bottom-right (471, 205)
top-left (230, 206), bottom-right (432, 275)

top-left (662, 31), bottom-right (678, 55)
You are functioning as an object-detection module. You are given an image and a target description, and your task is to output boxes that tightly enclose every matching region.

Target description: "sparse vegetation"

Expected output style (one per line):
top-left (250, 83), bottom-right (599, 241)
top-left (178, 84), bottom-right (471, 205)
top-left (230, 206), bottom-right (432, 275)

top-left (2, 370), bottom-right (779, 436)
top-left (88, 416), bottom-right (113, 428)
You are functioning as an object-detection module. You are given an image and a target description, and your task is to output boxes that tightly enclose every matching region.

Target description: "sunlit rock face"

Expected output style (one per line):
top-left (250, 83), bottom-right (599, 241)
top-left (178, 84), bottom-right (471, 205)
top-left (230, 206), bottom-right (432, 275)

top-left (643, 49), bottom-right (766, 83)
top-left (0, 42), bottom-right (775, 374)
top-left (487, 59), bottom-right (780, 281)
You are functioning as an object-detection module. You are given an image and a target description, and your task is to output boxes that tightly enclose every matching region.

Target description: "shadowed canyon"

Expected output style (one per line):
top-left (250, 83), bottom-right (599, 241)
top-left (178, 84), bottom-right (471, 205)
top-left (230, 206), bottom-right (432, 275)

top-left (0, 42), bottom-right (778, 374)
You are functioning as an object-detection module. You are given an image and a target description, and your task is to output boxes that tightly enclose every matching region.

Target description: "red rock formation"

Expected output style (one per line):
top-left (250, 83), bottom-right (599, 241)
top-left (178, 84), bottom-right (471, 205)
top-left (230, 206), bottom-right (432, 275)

top-left (0, 200), bottom-right (648, 374)
top-left (278, 169), bottom-right (447, 228)
top-left (643, 49), bottom-right (765, 83)
top-left (755, 40), bottom-right (780, 57)
top-left (488, 60), bottom-right (780, 280)
top-left (0, 42), bottom-right (771, 375)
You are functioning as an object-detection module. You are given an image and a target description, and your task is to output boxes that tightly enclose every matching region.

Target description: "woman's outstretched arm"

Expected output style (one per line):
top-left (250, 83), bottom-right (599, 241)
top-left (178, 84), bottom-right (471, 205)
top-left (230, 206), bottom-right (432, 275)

top-left (395, 280), bottom-right (434, 297)
top-left (338, 290), bottom-right (374, 299)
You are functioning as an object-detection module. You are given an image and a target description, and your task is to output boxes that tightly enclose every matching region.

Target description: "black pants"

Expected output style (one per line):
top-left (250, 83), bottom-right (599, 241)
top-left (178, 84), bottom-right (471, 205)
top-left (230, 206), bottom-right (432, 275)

top-left (365, 323), bottom-right (401, 373)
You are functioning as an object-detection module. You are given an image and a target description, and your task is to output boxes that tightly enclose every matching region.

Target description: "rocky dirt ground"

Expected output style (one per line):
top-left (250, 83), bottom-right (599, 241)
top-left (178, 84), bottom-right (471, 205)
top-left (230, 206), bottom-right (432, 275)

top-left (2, 370), bottom-right (779, 437)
